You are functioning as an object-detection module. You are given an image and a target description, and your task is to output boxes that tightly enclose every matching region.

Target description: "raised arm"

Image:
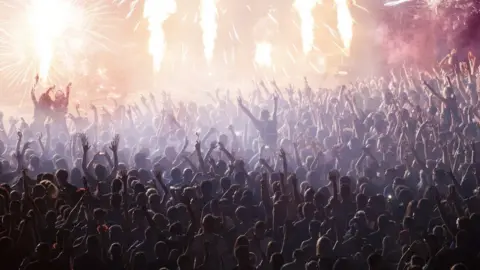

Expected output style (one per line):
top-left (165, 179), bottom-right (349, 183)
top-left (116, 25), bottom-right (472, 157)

top-left (272, 95), bottom-right (278, 125)
top-left (237, 97), bottom-right (262, 130)
top-left (79, 134), bottom-right (97, 185)
top-left (106, 135), bottom-right (120, 181)
top-left (195, 140), bottom-right (208, 174)
top-left (423, 80), bottom-right (447, 103)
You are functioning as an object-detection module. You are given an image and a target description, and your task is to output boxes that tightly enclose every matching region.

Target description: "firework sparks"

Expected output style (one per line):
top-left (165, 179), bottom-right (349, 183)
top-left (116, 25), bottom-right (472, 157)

top-left (0, 0), bottom-right (115, 86)
top-left (29, 0), bottom-right (78, 80)
top-left (254, 42), bottom-right (272, 68)
top-left (200, 0), bottom-right (218, 63)
top-left (143, 0), bottom-right (177, 72)
top-left (335, 0), bottom-right (353, 55)
top-left (294, 0), bottom-right (320, 55)
top-left (384, 0), bottom-right (412, 6)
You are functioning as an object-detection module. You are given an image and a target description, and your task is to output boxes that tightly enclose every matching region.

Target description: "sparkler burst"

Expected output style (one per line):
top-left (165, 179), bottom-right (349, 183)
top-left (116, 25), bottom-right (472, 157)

top-left (0, 0), bottom-right (116, 86)
top-left (143, 0), bottom-right (177, 72)
top-left (294, 0), bottom-right (320, 55)
top-left (200, 0), bottom-right (218, 63)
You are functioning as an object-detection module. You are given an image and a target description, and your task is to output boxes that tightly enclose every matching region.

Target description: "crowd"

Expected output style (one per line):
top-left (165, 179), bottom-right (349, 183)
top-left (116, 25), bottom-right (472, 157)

top-left (0, 51), bottom-right (480, 270)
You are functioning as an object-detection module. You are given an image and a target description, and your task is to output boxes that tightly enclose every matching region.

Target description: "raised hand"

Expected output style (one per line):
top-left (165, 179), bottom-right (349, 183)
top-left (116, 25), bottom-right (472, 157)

top-left (109, 134), bottom-right (120, 153)
top-left (279, 148), bottom-right (286, 160)
top-left (17, 131), bottom-right (22, 140)
top-left (237, 96), bottom-right (243, 106)
top-left (140, 95), bottom-right (147, 105)
top-left (79, 133), bottom-right (90, 152)
top-left (195, 140), bottom-right (201, 151)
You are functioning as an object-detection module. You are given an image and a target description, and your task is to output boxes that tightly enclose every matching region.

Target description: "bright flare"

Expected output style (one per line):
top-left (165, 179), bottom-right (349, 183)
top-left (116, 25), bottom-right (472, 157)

top-left (254, 43), bottom-right (272, 68)
top-left (426, 0), bottom-right (442, 10)
top-left (28, 0), bottom-right (79, 80)
top-left (294, 0), bottom-right (320, 55)
top-left (335, 0), bottom-right (353, 55)
top-left (143, 0), bottom-right (177, 72)
top-left (200, 0), bottom-right (218, 63)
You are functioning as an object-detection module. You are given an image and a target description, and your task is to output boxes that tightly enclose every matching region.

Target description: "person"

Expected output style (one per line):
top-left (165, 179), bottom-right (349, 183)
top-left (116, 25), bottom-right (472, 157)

top-left (73, 236), bottom-right (107, 270)
top-left (237, 95), bottom-right (278, 148)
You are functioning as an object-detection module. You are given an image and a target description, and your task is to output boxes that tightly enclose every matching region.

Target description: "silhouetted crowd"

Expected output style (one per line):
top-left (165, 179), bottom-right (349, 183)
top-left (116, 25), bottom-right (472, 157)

top-left (1, 52), bottom-right (480, 270)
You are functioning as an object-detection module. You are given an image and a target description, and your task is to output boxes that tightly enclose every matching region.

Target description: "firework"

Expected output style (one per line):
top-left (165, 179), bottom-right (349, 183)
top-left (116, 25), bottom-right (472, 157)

top-left (254, 42), bottom-right (272, 68)
top-left (335, 0), bottom-right (353, 56)
top-left (143, 0), bottom-right (177, 72)
top-left (0, 0), bottom-right (116, 86)
top-left (294, 0), bottom-right (320, 55)
top-left (200, 0), bottom-right (218, 63)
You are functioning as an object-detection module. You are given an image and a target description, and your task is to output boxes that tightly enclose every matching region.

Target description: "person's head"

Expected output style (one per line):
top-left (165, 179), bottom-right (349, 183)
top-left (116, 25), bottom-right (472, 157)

top-left (254, 221), bottom-right (266, 238)
top-left (316, 236), bottom-right (333, 257)
top-left (333, 257), bottom-right (351, 270)
top-left (111, 178), bottom-right (123, 193)
top-left (292, 248), bottom-right (306, 262)
top-left (303, 202), bottom-right (316, 220)
top-left (154, 241), bottom-right (168, 259)
top-left (202, 214), bottom-right (215, 234)
top-left (108, 242), bottom-right (122, 259)
top-left (55, 169), bottom-right (69, 186)
top-left (94, 164), bottom-right (108, 180)
top-left (34, 242), bottom-right (50, 261)
top-left (144, 227), bottom-right (157, 243)
top-left (456, 216), bottom-right (470, 231)
top-left (269, 253), bottom-right (284, 270)
top-left (305, 261), bottom-right (318, 270)
top-left (266, 241), bottom-right (279, 259)
top-left (410, 255), bottom-right (425, 268)
top-left (45, 210), bottom-right (56, 226)
top-left (367, 253), bottom-right (383, 270)
top-left (234, 245), bottom-right (250, 266)
top-left (32, 184), bottom-right (46, 198)
top-left (200, 180), bottom-right (213, 197)
top-left (234, 235), bottom-right (249, 248)
top-left (450, 263), bottom-right (468, 270)
top-left (30, 155), bottom-right (40, 169)
top-left (377, 215), bottom-right (390, 232)
top-left (260, 109), bottom-right (270, 121)
top-left (132, 252), bottom-right (147, 270)
top-left (109, 225), bottom-right (123, 243)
